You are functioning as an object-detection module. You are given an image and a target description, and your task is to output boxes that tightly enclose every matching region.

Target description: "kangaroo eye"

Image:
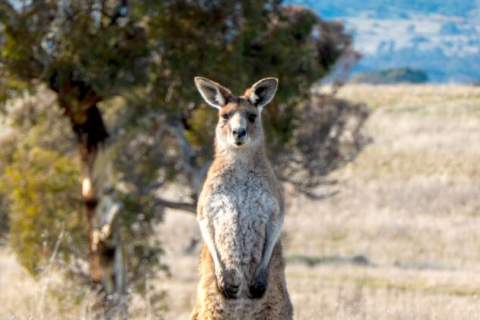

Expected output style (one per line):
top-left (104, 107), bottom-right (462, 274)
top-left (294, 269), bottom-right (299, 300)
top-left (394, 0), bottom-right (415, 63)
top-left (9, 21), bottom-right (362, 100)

top-left (222, 114), bottom-right (229, 121)
top-left (248, 114), bottom-right (257, 123)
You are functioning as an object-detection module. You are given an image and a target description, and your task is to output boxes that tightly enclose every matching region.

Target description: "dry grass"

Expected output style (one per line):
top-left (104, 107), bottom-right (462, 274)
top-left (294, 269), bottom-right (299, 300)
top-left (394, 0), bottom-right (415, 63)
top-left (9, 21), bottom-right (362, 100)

top-left (2, 84), bottom-right (480, 319)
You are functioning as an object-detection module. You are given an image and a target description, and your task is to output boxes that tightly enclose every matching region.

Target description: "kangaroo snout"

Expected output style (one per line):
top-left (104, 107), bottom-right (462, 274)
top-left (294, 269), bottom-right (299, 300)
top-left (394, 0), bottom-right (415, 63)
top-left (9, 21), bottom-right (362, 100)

top-left (232, 128), bottom-right (246, 138)
top-left (232, 128), bottom-right (247, 145)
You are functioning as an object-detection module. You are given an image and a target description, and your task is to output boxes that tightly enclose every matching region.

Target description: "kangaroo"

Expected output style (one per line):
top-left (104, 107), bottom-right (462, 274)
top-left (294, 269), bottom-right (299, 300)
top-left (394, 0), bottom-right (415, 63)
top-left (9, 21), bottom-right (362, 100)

top-left (190, 77), bottom-right (293, 320)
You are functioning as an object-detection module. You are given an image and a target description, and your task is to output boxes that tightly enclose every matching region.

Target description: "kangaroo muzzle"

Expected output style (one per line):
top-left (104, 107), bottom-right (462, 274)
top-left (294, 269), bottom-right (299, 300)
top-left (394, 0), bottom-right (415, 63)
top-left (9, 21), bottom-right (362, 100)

top-left (230, 113), bottom-right (248, 146)
top-left (232, 128), bottom-right (247, 145)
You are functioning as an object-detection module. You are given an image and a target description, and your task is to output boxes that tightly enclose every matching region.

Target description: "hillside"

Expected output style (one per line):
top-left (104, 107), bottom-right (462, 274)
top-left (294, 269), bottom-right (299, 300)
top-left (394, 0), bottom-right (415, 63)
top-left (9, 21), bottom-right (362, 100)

top-left (290, 0), bottom-right (480, 83)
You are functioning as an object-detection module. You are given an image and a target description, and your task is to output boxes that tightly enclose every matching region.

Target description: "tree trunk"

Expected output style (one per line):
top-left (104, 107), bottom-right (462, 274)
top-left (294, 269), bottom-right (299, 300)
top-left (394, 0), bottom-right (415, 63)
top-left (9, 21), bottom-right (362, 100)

top-left (61, 99), bottom-right (127, 319)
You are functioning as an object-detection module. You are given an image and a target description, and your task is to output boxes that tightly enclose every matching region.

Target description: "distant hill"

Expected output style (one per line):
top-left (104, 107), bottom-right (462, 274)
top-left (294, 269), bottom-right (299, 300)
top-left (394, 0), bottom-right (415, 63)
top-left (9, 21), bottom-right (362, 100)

top-left (289, 0), bottom-right (480, 83)
top-left (350, 67), bottom-right (429, 84)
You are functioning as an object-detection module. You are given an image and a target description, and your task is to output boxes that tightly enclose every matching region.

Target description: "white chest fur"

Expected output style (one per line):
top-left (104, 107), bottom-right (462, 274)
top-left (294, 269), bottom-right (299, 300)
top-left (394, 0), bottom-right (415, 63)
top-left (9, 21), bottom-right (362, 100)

top-left (204, 169), bottom-right (279, 275)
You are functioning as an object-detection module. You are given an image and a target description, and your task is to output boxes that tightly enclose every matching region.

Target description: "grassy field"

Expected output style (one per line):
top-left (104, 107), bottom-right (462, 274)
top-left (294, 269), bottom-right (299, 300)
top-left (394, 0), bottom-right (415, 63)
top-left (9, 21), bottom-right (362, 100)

top-left (2, 84), bottom-right (480, 319)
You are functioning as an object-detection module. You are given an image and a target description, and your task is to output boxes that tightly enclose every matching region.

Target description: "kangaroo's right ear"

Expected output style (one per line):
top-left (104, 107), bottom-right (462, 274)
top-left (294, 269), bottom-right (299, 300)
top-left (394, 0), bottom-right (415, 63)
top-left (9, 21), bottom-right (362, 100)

top-left (194, 77), bottom-right (232, 110)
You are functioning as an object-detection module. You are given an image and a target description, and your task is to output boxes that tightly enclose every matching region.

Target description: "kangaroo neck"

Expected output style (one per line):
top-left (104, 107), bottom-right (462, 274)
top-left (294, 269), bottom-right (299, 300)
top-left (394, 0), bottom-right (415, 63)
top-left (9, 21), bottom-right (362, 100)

top-left (214, 140), bottom-right (267, 170)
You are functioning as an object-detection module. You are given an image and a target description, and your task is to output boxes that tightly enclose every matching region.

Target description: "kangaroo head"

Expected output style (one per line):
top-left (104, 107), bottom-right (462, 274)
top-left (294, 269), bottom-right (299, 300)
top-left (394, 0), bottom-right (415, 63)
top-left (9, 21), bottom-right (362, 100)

top-left (194, 77), bottom-right (278, 149)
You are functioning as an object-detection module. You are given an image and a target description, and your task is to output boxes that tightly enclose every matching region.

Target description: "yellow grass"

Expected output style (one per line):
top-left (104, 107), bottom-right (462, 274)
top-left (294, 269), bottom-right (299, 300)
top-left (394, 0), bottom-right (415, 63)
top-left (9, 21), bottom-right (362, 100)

top-left (2, 84), bottom-right (480, 319)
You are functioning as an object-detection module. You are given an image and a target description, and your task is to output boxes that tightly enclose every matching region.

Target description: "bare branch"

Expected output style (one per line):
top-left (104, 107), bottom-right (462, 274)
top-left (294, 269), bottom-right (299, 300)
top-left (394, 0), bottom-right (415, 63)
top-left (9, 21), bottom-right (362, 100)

top-left (167, 120), bottom-right (198, 176)
top-left (57, 259), bottom-right (96, 290)
top-left (153, 197), bottom-right (196, 214)
top-left (166, 118), bottom-right (209, 198)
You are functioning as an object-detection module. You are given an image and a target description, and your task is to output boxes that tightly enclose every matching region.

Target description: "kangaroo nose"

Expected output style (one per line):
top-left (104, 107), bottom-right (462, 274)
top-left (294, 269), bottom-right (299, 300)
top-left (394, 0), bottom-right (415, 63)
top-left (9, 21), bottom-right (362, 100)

top-left (232, 128), bottom-right (246, 138)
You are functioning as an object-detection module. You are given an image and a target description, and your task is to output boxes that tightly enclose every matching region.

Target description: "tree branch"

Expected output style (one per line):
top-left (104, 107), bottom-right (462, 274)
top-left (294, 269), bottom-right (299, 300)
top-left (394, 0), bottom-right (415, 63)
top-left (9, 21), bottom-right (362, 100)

top-left (153, 197), bottom-right (196, 214)
top-left (166, 119), bottom-right (209, 198)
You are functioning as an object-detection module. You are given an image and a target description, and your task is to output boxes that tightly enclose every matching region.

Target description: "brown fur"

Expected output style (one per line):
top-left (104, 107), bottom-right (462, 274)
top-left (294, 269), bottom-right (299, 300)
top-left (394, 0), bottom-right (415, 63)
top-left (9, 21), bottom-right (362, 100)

top-left (190, 244), bottom-right (292, 320)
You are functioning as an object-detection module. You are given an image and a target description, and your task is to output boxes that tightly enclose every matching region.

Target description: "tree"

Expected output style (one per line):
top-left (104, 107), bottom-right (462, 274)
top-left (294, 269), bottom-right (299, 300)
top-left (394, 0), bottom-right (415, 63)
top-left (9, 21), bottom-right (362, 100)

top-left (1, 0), bottom-right (150, 316)
top-left (0, 0), bottom-right (368, 317)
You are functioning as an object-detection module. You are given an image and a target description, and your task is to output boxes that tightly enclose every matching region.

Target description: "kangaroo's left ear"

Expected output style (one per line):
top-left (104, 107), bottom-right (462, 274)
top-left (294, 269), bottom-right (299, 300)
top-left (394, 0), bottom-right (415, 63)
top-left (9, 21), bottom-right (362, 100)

top-left (245, 78), bottom-right (278, 110)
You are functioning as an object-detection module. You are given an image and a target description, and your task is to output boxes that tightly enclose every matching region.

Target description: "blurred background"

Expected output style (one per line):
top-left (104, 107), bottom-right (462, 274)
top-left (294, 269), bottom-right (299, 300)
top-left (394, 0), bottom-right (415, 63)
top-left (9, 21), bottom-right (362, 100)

top-left (0, 0), bottom-right (479, 319)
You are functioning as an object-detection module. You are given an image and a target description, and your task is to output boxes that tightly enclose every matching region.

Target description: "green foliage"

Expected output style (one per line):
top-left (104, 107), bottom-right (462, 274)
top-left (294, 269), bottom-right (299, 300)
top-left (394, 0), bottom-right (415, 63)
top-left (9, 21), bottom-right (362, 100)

top-left (0, 1), bottom-right (150, 100)
top-left (0, 97), bottom-right (168, 292)
top-left (0, 133), bottom-right (18, 239)
top-left (117, 190), bottom-right (167, 292)
top-left (133, 1), bottom-right (354, 185)
top-left (1, 147), bottom-right (84, 274)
